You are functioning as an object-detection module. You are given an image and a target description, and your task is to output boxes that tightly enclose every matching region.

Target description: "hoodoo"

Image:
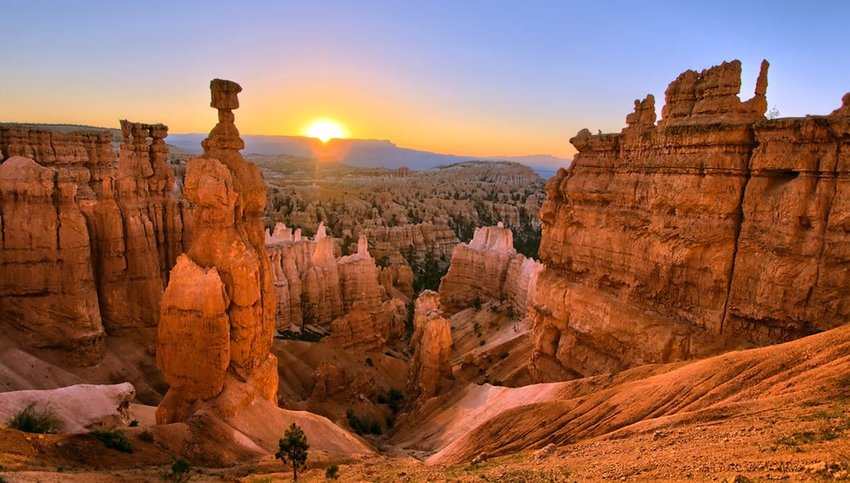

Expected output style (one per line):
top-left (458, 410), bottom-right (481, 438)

top-left (156, 80), bottom-right (278, 423)
top-left (407, 290), bottom-right (454, 400)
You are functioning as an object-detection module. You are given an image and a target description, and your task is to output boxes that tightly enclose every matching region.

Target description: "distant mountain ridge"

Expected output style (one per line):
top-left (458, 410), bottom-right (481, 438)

top-left (0, 123), bottom-right (570, 178)
top-left (168, 133), bottom-right (570, 177)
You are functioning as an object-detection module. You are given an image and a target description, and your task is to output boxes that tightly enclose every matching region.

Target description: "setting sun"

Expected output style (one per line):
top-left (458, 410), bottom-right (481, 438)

top-left (304, 119), bottom-right (347, 143)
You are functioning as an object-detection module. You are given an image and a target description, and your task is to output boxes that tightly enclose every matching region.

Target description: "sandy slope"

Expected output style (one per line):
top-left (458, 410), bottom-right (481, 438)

top-left (389, 323), bottom-right (850, 466)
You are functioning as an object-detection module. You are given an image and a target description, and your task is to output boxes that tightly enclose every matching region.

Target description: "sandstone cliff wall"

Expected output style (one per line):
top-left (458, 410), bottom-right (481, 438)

top-left (439, 223), bottom-right (543, 316)
top-left (267, 223), bottom-right (406, 350)
top-left (531, 60), bottom-right (850, 380)
top-left (0, 123), bottom-right (187, 363)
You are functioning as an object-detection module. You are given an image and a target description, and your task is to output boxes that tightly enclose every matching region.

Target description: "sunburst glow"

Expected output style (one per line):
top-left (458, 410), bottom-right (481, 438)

top-left (304, 119), bottom-right (347, 143)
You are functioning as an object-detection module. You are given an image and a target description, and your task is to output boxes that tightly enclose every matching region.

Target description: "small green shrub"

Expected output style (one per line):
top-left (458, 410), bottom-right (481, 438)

top-left (386, 388), bottom-right (404, 414)
top-left (91, 429), bottom-right (133, 453)
top-left (385, 415), bottom-right (395, 429)
top-left (376, 388), bottom-right (405, 414)
top-left (7, 404), bottom-right (62, 434)
top-left (472, 297), bottom-right (482, 310)
top-left (325, 463), bottom-right (340, 480)
top-left (171, 456), bottom-right (192, 482)
top-left (128, 419), bottom-right (139, 427)
top-left (346, 410), bottom-right (382, 436)
top-left (139, 430), bottom-right (154, 443)
top-left (275, 329), bottom-right (325, 342)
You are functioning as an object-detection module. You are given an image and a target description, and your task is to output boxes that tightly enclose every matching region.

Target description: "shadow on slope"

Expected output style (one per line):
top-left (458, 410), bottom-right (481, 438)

top-left (392, 323), bottom-right (850, 464)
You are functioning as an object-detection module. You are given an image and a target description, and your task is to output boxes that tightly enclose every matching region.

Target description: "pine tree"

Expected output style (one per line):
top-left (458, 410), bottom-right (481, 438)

top-left (276, 423), bottom-right (309, 481)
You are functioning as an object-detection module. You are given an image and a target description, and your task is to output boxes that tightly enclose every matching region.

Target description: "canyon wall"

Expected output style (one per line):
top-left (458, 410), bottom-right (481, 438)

top-left (0, 123), bottom-right (186, 363)
top-left (439, 223), bottom-right (543, 316)
top-left (157, 79), bottom-right (278, 423)
top-left (531, 59), bottom-right (850, 380)
top-left (267, 222), bottom-right (406, 350)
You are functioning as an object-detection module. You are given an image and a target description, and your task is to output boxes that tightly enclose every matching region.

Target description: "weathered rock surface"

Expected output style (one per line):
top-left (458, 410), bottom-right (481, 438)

top-left (364, 222), bottom-right (459, 298)
top-left (531, 59), bottom-right (850, 380)
top-left (0, 156), bottom-right (104, 361)
top-left (0, 122), bottom-right (187, 363)
top-left (439, 223), bottom-right (543, 316)
top-left (408, 291), bottom-right (453, 400)
top-left (157, 79), bottom-right (277, 424)
top-left (267, 224), bottom-right (406, 349)
top-left (0, 383), bottom-right (135, 434)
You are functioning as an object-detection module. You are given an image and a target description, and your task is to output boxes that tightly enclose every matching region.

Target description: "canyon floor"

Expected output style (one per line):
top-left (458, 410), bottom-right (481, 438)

top-left (1, 324), bottom-right (848, 482)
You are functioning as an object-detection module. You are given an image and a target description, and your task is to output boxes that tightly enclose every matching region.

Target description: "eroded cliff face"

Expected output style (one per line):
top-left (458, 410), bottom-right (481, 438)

top-left (0, 157), bottom-right (104, 362)
top-left (0, 123), bottom-right (186, 363)
top-left (407, 290), bottom-right (453, 401)
top-left (267, 223), bottom-right (406, 350)
top-left (531, 59), bottom-right (850, 380)
top-left (156, 79), bottom-right (277, 424)
top-left (364, 222), bottom-right (459, 298)
top-left (439, 223), bottom-right (543, 317)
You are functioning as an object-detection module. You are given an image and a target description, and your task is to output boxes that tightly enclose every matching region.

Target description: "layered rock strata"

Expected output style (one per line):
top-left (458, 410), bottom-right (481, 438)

top-left (267, 223), bottom-right (405, 349)
top-left (0, 157), bottom-right (104, 360)
top-left (0, 122), bottom-right (186, 362)
top-left (156, 79), bottom-right (277, 423)
top-left (531, 59), bottom-right (850, 380)
top-left (407, 291), bottom-right (453, 400)
top-left (439, 223), bottom-right (543, 316)
top-left (363, 222), bottom-right (458, 298)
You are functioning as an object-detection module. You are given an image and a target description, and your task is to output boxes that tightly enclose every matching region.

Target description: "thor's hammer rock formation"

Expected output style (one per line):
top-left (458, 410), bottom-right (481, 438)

top-left (156, 80), bottom-right (278, 423)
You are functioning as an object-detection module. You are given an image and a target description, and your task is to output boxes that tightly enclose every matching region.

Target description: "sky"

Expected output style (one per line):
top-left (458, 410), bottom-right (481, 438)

top-left (2, 1), bottom-right (849, 158)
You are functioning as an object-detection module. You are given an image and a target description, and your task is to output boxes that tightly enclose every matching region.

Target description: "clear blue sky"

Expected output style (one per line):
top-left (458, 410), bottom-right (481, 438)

top-left (2, 0), bottom-right (848, 157)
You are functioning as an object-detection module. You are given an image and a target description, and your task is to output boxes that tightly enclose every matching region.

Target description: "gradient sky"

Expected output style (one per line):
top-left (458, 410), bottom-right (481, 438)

top-left (2, 1), bottom-right (849, 158)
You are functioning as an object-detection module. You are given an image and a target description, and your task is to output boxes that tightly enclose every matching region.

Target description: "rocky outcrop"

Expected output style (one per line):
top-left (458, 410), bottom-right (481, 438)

top-left (0, 383), bottom-right (135, 434)
top-left (530, 59), bottom-right (850, 380)
top-left (439, 223), bottom-right (543, 316)
top-left (0, 122), bottom-right (187, 363)
top-left (156, 79), bottom-right (277, 424)
top-left (267, 223), bottom-right (406, 349)
top-left (267, 222), bottom-right (342, 330)
top-left (0, 156), bottom-right (105, 362)
top-left (94, 120), bottom-right (186, 331)
top-left (364, 222), bottom-right (459, 298)
top-left (331, 234), bottom-right (406, 350)
top-left (407, 291), bottom-right (453, 400)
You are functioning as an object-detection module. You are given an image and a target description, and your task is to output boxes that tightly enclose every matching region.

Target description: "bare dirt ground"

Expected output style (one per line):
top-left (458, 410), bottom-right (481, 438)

top-left (1, 325), bottom-right (848, 481)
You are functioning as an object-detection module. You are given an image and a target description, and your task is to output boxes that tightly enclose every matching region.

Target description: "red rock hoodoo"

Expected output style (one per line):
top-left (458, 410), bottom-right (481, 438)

top-left (156, 79), bottom-right (278, 423)
top-left (266, 223), bottom-right (406, 350)
top-left (407, 290), bottom-right (454, 400)
top-left (531, 59), bottom-right (850, 380)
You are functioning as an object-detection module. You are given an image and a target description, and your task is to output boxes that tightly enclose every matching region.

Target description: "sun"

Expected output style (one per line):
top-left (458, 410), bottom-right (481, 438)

top-left (304, 119), bottom-right (347, 143)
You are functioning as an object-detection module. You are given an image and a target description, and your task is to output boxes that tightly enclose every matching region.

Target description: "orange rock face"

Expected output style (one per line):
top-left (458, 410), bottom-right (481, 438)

top-left (0, 156), bottom-right (104, 362)
top-left (439, 224), bottom-right (542, 316)
top-left (156, 79), bottom-right (278, 423)
top-left (267, 225), bottom-right (406, 349)
top-left (531, 59), bottom-right (850, 380)
top-left (407, 290), bottom-right (453, 400)
top-left (0, 122), bottom-right (187, 362)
